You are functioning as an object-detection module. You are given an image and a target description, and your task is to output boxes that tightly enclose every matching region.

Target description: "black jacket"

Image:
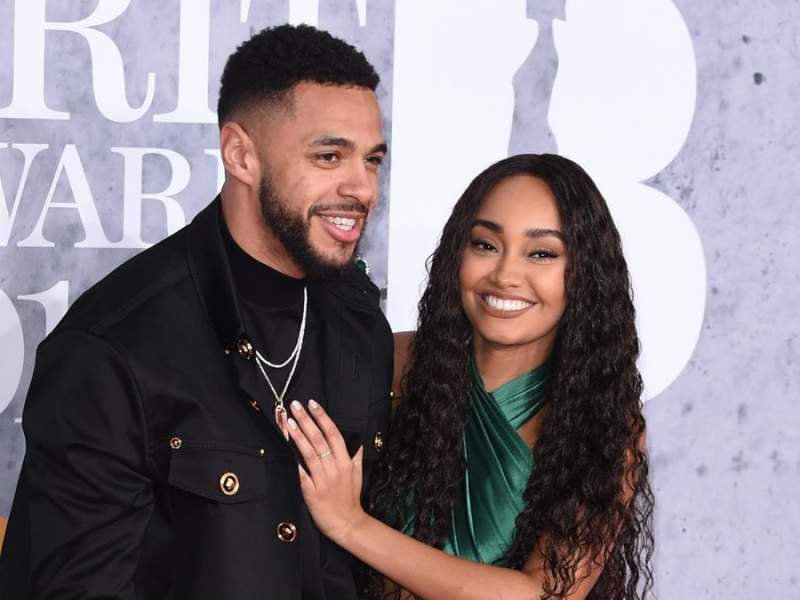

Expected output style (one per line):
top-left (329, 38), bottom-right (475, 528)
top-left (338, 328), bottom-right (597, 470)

top-left (0, 198), bottom-right (394, 599)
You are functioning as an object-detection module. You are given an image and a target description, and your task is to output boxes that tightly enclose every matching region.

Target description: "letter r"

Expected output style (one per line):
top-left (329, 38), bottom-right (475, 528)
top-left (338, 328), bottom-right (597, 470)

top-left (0, 0), bottom-right (155, 122)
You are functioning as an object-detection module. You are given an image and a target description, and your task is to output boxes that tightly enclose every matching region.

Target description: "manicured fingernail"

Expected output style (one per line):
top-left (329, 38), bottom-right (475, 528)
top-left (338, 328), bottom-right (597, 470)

top-left (291, 400), bottom-right (302, 412)
top-left (308, 399), bottom-right (320, 410)
top-left (288, 418), bottom-right (298, 430)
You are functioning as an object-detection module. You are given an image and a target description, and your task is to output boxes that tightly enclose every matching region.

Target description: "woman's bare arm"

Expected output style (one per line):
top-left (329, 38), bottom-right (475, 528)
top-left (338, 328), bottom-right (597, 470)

top-left (287, 400), bottom-right (608, 600)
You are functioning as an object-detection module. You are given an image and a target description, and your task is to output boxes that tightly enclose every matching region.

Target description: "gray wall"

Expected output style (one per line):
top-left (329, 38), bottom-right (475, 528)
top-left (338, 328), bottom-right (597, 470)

top-left (0, 1), bottom-right (797, 597)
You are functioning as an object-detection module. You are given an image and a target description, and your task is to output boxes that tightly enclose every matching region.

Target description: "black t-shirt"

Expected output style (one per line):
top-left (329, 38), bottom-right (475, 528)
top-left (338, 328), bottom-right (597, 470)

top-left (223, 230), bottom-right (323, 412)
top-left (222, 224), bottom-right (358, 599)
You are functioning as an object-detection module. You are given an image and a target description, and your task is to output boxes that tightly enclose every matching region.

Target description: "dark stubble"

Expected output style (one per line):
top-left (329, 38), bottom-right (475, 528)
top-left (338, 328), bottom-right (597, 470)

top-left (258, 171), bottom-right (367, 279)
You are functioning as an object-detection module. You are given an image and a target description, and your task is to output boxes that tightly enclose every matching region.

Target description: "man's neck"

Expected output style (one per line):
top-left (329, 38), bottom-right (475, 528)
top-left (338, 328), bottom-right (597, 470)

top-left (220, 186), bottom-right (304, 279)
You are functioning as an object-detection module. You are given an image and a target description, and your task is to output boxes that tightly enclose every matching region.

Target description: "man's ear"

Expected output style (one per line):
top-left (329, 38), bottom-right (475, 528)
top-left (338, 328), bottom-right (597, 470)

top-left (220, 121), bottom-right (261, 187)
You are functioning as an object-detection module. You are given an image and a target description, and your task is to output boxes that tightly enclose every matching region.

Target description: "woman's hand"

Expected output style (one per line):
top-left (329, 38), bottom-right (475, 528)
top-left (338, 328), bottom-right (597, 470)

top-left (287, 399), bottom-right (368, 543)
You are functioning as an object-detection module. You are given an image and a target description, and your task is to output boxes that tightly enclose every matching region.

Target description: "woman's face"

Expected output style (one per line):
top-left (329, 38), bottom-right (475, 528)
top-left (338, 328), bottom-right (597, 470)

top-left (459, 174), bottom-right (567, 355)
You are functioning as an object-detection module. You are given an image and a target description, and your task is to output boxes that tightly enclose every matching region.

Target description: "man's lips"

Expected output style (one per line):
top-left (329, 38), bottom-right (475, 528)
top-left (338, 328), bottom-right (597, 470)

top-left (316, 213), bottom-right (364, 243)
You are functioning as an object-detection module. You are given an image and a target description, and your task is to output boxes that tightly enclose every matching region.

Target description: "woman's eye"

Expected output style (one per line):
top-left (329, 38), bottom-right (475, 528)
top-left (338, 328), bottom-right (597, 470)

top-left (470, 239), bottom-right (497, 252)
top-left (529, 248), bottom-right (558, 260)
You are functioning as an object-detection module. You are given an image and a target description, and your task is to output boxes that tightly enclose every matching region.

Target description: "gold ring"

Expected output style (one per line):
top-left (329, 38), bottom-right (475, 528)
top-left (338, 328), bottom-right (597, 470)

top-left (318, 448), bottom-right (333, 459)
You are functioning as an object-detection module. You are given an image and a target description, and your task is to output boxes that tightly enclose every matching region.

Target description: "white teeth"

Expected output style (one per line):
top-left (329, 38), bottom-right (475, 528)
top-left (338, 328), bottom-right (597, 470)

top-left (483, 295), bottom-right (532, 312)
top-left (321, 216), bottom-right (356, 231)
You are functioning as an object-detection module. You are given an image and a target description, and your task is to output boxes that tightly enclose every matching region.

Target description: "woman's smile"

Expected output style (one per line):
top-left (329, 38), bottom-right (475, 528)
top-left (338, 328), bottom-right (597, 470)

top-left (479, 292), bottom-right (535, 316)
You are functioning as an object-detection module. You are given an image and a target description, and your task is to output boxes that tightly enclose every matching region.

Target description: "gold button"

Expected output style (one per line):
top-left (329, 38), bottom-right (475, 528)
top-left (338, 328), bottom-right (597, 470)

top-left (277, 521), bottom-right (297, 543)
top-left (169, 437), bottom-right (182, 450)
top-left (219, 472), bottom-right (240, 496)
top-left (237, 337), bottom-right (254, 360)
top-left (373, 432), bottom-right (384, 453)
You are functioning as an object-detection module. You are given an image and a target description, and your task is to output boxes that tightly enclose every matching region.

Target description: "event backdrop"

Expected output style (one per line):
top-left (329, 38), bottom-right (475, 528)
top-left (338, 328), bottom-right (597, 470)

top-left (0, 1), bottom-right (797, 598)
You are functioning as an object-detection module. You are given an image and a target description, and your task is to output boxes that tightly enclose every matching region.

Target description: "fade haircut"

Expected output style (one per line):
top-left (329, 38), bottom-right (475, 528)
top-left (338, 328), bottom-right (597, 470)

top-left (217, 24), bottom-right (380, 127)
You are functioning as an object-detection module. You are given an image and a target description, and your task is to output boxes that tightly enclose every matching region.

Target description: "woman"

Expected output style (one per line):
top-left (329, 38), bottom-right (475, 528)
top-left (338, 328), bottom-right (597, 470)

top-left (286, 154), bottom-right (655, 599)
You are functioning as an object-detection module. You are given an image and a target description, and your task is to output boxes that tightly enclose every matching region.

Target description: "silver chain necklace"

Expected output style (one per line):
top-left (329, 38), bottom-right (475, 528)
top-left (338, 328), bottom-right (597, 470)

top-left (253, 286), bottom-right (307, 438)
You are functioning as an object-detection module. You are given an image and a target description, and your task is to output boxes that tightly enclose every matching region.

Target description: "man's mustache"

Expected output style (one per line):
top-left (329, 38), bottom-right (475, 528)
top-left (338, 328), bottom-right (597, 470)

top-left (308, 202), bottom-right (369, 217)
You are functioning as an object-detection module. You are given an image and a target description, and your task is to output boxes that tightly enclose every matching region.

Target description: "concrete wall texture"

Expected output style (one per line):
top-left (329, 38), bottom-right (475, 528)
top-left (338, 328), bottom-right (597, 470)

top-left (0, 1), bottom-right (797, 597)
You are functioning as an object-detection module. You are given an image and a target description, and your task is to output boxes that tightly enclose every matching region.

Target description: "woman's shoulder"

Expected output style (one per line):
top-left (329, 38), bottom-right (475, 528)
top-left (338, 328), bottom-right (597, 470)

top-left (392, 331), bottom-right (415, 401)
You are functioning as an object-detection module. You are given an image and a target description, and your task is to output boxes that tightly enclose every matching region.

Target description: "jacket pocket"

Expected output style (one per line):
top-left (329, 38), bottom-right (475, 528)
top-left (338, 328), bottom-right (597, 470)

top-left (166, 440), bottom-right (290, 504)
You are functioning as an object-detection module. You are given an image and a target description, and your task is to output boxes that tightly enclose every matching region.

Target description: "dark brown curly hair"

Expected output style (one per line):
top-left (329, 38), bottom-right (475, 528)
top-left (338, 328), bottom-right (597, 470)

top-left (365, 154), bottom-right (654, 599)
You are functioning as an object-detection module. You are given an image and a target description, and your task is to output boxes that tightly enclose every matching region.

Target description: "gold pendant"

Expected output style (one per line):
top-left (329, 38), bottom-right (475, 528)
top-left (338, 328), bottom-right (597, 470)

top-left (275, 404), bottom-right (289, 441)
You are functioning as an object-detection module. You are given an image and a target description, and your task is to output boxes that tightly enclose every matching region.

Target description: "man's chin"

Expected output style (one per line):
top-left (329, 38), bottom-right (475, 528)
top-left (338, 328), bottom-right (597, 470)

top-left (300, 246), bottom-right (357, 279)
top-left (312, 239), bottom-right (358, 263)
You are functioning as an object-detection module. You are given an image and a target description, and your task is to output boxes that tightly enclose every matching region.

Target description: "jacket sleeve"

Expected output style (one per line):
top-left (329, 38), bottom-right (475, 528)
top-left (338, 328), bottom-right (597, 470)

top-left (18, 329), bottom-right (154, 599)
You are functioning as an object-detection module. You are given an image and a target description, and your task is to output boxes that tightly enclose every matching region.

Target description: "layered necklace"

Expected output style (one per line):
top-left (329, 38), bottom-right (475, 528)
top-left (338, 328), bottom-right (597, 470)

top-left (253, 286), bottom-right (308, 439)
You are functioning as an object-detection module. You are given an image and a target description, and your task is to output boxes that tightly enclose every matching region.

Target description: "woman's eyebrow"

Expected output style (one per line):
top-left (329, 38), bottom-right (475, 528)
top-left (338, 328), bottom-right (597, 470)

top-left (472, 220), bottom-right (564, 241)
top-left (471, 219), bottom-right (502, 232)
top-left (526, 228), bottom-right (564, 241)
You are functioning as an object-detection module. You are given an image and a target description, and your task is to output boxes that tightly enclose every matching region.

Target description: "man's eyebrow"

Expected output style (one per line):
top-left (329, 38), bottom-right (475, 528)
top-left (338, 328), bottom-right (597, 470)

top-left (310, 137), bottom-right (388, 156)
top-left (311, 136), bottom-right (354, 150)
top-left (472, 219), bottom-right (564, 240)
top-left (369, 142), bottom-right (388, 155)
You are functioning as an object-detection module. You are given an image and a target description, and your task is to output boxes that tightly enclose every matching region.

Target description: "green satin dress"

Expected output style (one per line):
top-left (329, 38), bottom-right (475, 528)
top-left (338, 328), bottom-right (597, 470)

top-left (404, 356), bottom-right (550, 566)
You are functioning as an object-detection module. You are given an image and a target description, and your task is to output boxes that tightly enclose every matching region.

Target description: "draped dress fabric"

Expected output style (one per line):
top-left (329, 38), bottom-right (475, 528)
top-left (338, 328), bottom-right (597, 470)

top-left (401, 357), bottom-right (551, 566)
top-left (444, 357), bottom-right (550, 565)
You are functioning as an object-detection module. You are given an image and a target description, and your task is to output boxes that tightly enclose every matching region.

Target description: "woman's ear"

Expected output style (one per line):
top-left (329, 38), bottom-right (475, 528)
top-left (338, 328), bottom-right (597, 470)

top-left (220, 121), bottom-right (260, 188)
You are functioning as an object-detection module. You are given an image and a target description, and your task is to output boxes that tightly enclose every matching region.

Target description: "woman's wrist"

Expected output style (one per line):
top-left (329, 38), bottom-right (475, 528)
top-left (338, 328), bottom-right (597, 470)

top-left (333, 508), bottom-right (372, 549)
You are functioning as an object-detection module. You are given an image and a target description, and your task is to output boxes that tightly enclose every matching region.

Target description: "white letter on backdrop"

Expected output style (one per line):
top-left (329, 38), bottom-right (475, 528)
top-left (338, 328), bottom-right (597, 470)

top-left (0, 289), bottom-right (24, 415)
top-left (18, 144), bottom-right (112, 248)
top-left (0, 143), bottom-right (49, 246)
top-left (153, 0), bottom-right (215, 124)
top-left (111, 147), bottom-right (190, 248)
top-left (0, 0), bottom-right (155, 122)
top-left (18, 280), bottom-right (70, 337)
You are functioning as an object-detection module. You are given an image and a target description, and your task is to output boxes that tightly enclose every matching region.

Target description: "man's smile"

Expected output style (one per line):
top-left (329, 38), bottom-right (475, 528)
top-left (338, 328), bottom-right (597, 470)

top-left (316, 213), bottom-right (364, 243)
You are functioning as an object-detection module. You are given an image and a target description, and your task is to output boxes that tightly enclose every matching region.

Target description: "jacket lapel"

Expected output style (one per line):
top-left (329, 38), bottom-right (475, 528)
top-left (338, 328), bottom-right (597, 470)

top-left (184, 197), bottom-right (284, 437)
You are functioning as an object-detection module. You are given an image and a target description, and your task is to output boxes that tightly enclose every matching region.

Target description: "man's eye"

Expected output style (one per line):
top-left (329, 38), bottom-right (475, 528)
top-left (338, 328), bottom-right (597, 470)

top-left (318, 152), bottom-right (339, 163)
top-left (366, 155), bottom-right (384, 167)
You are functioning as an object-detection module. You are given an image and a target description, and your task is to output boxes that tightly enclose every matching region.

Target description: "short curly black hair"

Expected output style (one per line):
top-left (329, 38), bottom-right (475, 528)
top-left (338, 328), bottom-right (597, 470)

top-left (217, 24), bottom-right (380, 127)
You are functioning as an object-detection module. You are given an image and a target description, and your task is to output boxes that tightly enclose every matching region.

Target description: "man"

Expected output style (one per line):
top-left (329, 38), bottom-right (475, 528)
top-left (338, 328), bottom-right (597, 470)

top-left (0, 24), bottom-right (393, 599)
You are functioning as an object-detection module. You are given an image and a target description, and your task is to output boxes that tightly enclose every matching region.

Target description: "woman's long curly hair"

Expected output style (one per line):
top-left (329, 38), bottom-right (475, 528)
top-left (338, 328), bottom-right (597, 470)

top-left (366, 154), bottom-right (654, 599)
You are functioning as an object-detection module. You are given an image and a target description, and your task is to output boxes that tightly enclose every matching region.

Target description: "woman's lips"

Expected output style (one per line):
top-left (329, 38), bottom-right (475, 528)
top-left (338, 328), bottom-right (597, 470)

top-left (479, 293), bottom-right (535, 317)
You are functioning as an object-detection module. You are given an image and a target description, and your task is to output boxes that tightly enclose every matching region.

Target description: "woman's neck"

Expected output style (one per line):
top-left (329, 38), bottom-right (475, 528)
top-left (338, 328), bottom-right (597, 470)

top-left (473, 336), bottom-right (553, 392)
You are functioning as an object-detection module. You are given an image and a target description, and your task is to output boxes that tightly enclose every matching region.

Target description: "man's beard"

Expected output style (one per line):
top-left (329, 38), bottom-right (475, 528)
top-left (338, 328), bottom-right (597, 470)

top-left (258, 173), bottom-right (366, 279)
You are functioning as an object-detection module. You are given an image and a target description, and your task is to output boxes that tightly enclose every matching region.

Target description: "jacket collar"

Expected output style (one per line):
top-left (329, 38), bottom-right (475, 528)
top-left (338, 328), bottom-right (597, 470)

top-left (185, 196), bottom-right (247, 353)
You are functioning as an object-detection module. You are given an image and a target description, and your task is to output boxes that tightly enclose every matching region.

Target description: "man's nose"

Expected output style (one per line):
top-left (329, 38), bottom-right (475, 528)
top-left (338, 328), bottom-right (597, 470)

top-left (337, 160), bottom-right (379, 209)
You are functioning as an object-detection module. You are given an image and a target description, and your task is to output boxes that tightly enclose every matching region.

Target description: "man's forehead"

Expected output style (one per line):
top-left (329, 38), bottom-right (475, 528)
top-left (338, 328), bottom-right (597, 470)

top-left (289, 84), bottom-right (384, 145)
top-left (291, 82), bottom-right (381, 119)
top-left (242, 82), bottom-right (384, 150)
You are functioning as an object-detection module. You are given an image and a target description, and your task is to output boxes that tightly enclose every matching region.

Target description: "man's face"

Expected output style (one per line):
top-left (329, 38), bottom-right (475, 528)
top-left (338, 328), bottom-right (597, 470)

top-left (255, 82), bottom-right (386, 277)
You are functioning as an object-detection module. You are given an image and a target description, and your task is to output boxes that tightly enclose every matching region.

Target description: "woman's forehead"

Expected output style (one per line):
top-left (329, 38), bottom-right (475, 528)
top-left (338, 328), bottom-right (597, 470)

top-left (476, 175), bottom-right (561, 231)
